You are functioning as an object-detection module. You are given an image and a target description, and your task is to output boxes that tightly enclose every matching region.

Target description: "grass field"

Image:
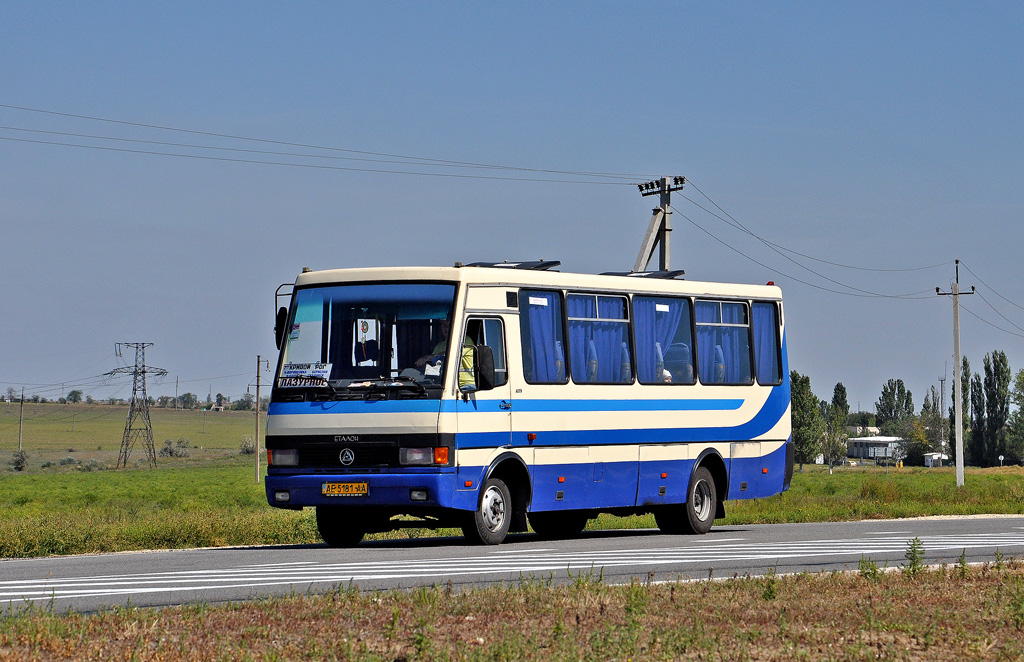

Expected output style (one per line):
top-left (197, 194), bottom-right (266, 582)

top-left (2, 402), bottom-right (1023, 558)
top-left (2, 556), bottom-right (1023, 660)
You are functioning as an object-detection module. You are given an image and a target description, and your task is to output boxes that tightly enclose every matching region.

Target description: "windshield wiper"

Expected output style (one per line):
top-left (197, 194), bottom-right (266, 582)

top-left (347, 378), bottom-right (428, 395)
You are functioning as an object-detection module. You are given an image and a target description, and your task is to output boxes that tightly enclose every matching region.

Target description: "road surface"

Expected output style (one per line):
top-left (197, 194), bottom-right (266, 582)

top-left (2, 515), bottom-right (1023, 613)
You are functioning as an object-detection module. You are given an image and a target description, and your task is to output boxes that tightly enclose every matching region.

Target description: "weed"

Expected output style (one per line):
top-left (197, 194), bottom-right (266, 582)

top-left (761, 569), bottom-right (778, 601)
top-left (859, 555), bottom-right (881, 581)
top-left (996, 548), bottom-right (1005, 570)
top-left (958, 548), bottom-right (970, 578)
top-left (159, 438), bottom-right (191, 458)
top-left (903, 537), bottom-right (925, 578)
top-left (239, 435), bottom-right (256, 455)
top-left (1009, 578), bottom-right (1024, 630)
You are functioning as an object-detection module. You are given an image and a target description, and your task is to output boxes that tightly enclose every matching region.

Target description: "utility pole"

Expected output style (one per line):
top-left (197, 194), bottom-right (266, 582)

top-left (634, 176), bottom-right (686, 272)
top-left (175, 377), bottom-right (179, 411)
top-left (255, 355), bottom-right (269, 484)
top-left (18, 387), bottom-right (24, 452)
top-left (937, 260), bottom-right (974, 487)
top-left (108, 343), bottom-right (168, 468)
top-left (938, 373), bottom-right (946, 462)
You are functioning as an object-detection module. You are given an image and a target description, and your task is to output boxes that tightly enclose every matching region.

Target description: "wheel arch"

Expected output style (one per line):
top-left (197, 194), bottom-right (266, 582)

top-left (484, 452), bottom-right (532, 533)
top-left (693, 448), bottom-right (729, 517)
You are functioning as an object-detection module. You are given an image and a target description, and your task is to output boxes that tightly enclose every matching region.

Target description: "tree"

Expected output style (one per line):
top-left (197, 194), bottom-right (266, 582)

top-left (919, 385), bottom-right (944, 451)
top-left (179, 393), bottom-right (198, 410)
top-left (66, 390), bottom-right (83, 404)
top-left (819, 397), bottom-right (848, 473)
top-left (233, 392), bottom-right (255, 411)
top-left (216, 393), bottom-right (225, 408)
top-left (791, 371), bottom-right (825, 471)
top-left (983, 350), bottom-right (1010, 466)
top-left (899, 420), bottom-right (931, 466)
top-left (875, 379), bottom-right (914, 438)
top-left (969, 373), bottom-right (986, 465)
top-left (1005, 368), bottom-right (1024, 465)
top-left (832, 383), bottom-right (850, 421)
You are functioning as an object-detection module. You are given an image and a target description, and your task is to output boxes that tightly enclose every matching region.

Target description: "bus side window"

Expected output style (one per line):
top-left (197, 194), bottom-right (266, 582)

top-left (463, 318), bottom-right (508, 388)
top-left (752, 302), bottom-right (782, 385)
top-left (519, 290), bottom-right (568, 384)
top-left (633, 296), bottom-right (694, 384)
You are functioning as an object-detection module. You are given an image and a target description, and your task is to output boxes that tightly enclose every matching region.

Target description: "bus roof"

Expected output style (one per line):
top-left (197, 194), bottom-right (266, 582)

top-left (293, 265), bottom-right (783, 300)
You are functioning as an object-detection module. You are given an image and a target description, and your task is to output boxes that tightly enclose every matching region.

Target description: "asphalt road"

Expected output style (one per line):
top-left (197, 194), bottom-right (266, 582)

top-left (3, 515), bottom-right (1024, 613)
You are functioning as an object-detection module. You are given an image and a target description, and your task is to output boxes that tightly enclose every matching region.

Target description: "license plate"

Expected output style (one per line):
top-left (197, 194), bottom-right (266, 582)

top-left (322, 482), bottom-right (368, 496)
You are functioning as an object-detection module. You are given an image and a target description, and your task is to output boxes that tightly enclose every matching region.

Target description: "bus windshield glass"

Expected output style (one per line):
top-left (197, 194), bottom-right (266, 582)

top-left (278, 283), bottom-right (457, 392)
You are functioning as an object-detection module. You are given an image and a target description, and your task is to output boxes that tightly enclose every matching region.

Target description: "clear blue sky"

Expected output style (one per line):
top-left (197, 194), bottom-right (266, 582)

top-left (2, 2), bottom-right (1023, 414)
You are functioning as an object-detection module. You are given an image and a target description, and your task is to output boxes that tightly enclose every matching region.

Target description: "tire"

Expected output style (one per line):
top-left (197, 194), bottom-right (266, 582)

top-left (654, 466), bottom-right (717, 535)
top-left (315, 506), bottom-right (367, 547)
top-left (462, 477), bottom-right (511, 545)
top-left (528, 511), bottom-right (588, 540)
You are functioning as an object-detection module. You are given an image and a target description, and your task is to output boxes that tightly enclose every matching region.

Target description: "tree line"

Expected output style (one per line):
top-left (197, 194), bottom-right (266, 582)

top-left (792, 349), bottom-right (1024, 469)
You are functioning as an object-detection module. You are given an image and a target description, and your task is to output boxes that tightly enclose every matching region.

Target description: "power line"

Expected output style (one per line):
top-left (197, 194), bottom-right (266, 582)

top-left (0, 103), bottom-right (649, 181)
top-left (683, 180), bottom-right (949, 273)
top-left (958, 261), bottom-right (1024, 314)
top-left (0, 135), bottom-right (635, 185)
top-left (671, 205), bottom-right (934, 299)
top-left (960, 303), bottom-right (1024, 339)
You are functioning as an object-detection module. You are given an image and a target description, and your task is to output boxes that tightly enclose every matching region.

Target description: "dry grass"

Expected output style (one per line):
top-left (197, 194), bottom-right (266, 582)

top-left (2, 560), bottom-right (1024, 661)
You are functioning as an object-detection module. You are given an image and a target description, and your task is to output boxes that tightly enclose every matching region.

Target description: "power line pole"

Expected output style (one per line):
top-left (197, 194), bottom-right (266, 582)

top-left (18, 387), bottom-right (24, 452)
top-left (938, 373), bottom-right (946, 461)
top-left (634, 176), bottom-right (686, 272)
top-left (255, 355), bottom-right (269, 484)
top-left (937, 259), bottom-right (974, 487)
top-left (108, 343), bottom-right (168, 468)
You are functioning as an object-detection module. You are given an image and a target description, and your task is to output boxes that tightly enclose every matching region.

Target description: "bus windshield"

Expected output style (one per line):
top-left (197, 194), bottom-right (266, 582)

top-left (278, 282), bottom-right (457, 392)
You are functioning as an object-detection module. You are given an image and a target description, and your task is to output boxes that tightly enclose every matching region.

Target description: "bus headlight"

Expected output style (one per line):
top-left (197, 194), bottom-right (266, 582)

top-left (269, 449), bottom-right (299, 466)
top-left (400, 448), bottom-right (433, 465)
top-left (400, 447), bottom-right (450, 466)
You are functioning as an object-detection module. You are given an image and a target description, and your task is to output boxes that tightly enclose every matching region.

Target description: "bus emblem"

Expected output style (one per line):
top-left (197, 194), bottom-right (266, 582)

top-left (339, 449), bottom-right (355, 466)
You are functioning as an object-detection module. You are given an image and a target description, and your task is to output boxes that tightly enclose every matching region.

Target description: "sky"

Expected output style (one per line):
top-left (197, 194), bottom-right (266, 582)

top-left (2, 2), bottom-right (1023, 416)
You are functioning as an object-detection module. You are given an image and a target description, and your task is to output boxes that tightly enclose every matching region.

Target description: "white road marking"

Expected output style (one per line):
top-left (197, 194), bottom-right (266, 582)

top-left (3, 532), bottom-right (1023, 605)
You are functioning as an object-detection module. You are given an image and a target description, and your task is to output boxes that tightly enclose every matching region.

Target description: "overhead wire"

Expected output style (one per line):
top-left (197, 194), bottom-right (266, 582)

top-left (0, 103), bottom-right (650, 181)
top-left (670, 204), bottom-right (935, 299)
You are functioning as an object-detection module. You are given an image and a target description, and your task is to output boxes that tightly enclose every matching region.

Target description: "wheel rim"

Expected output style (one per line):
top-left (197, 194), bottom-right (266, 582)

top-left (692, 479), bottom-right (713, 522)
top-left (480, 485), bottom-right (506, 532)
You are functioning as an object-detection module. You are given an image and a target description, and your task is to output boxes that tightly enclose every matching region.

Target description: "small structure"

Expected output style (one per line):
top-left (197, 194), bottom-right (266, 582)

top-left (847, 436), bottom-right (902, 462)
top-left (923, 452), bottom-right (949, 468)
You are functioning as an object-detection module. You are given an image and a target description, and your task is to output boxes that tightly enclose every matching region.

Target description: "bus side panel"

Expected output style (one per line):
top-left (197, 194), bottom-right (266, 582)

top-left (636, 445), bottom-right (692, 506)
top-left (729, 442), bottom-right (763, 499)
top-left (530, 447), bottom-right (591, 511)
top-left (587, 445), bottom-right (639, 508)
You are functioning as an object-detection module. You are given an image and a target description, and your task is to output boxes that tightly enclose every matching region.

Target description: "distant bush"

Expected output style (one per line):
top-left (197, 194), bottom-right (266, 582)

top-left (59, 457), bottom-right (77, 466)
top-left (239, 435), bottom-right (256, 455)
top-left (40, 461), bottom-right (54, 469)
top-left (159, 437), bottom-right (191, 458)
top-left (9, 450), bottom-right (28, 472)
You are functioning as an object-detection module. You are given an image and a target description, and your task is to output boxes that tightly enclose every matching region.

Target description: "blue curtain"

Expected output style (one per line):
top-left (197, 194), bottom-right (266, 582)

top-left (695, 301), bottom-right (751, 384)
top-left (752, 302), bottom-right (781, 384)
top-left (634, 296), bottom-right (688, 383)
top-left (520, 290), bottom-right (564, 383)
top-left (568, 295), bottom-right (630, 383)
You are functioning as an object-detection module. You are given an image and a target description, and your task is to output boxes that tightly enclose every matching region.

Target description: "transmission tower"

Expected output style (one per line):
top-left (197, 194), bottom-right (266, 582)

top-left (108, 343), bottom-right (168, 468)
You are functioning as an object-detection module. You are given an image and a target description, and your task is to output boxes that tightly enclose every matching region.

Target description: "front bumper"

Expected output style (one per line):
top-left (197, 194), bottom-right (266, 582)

top-left (265, 469), bottom-right (460, 509)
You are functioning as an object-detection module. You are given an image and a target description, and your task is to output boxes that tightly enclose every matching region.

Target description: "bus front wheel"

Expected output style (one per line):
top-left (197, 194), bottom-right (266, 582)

top-left (655, 466), bottom-right (717, 535)
top-left (316, 506), bottom-right (367, 547)
top-left (462, 477), bottom-right (511, 545)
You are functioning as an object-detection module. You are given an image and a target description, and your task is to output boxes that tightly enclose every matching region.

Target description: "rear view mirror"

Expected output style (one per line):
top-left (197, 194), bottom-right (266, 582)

top-left (475, 345), bottom-right (496, 391)
top-left (274, 307), bottom-right (289, 350)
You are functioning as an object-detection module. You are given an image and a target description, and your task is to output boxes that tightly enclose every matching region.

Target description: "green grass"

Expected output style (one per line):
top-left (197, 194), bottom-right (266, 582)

top-left (3, 559), bottom-right (1024, 660)
top-left (2, 460), bottom-right (1023, 558)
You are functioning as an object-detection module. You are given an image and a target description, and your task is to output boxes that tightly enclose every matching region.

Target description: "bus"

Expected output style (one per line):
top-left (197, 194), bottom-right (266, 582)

top-left (264, 261), bottom-right (792, 546)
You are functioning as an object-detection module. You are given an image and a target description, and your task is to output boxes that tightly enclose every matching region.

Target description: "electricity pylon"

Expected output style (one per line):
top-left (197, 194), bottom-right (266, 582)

top-left (108, 343), bottom-right (168, 468)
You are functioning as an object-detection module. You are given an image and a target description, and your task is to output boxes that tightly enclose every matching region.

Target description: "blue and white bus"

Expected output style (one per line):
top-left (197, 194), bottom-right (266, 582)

top-left (265, 262), bottom-right (792, 546)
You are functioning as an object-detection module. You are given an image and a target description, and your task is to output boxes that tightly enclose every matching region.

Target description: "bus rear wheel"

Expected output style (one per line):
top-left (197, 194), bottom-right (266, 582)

top-left (462, 477), bottom-right (511, 545)
top-left (528, 511), bottom-right (588, 539)
top-left (316, 506), bottom-right (367, 547)
top-left (655, 466), bottom-right (717, 535)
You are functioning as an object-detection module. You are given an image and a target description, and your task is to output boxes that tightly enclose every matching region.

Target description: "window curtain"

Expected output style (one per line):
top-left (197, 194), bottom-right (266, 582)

top-left (634, 297), bottom-right (686, 383)
top-left (752, 302), bottom-right (780, 384)
top-left (520, 290), bottom-right (564, 383)
top-left (568, 295), bottom-right (630, 383)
